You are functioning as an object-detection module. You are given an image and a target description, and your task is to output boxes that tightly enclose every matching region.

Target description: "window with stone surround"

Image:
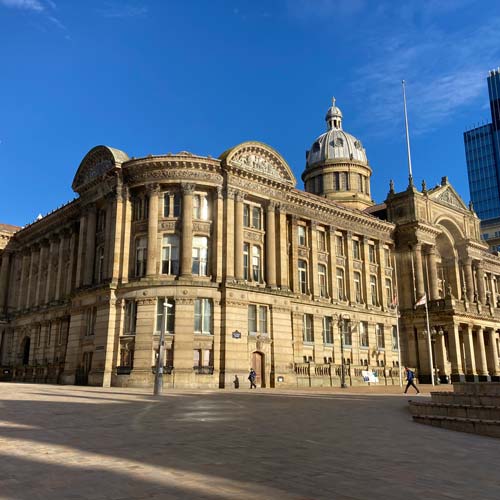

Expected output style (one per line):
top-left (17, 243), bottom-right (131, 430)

top-left (95, 245), bottom-right (105, 283)
top-left (194, 298), bottom-right (212, 335)
top-left (317, 230), bottom-right (326, 252)
top-left (392, 325), bottom-right (399, 350)
top-left (359, 321), bottom-right (369, 347)
top-left (156, 298), bottom-right (175, 333)
top-left (193, 348), bottom-right (214, 374)
top-left (135, 236), bottom-right (147, 277)
top-left (368, 243), bottom-right (377, 264)
top-left (337, 267), bottom-right (346, 300)
top-left (248, 304), bottom-right (268, 335)
top-left (323, 316), bottom-right (333, 345)
top-left (385, 278), bottom-right (393, 307)
top-left (124, 300), bottom-right (137, 335)
top-left (192, 236), bottom-right (209, 276)
top-left (354, 271), bottom-right (362, 303)
top-left (243, 202), bottom-right (262, 229)
top-left (243, 243), bottom-right (249, 280)
top-left (376, 324), bottom-right (385, 349)
top-left (298, 225), bottom-right (307, 246)
top-left (132, 196), bottom-right (148, 221)
top-left (318, 263), bottom-right (327, 297)
top-left (85, 307), bottom-right (97, 337)
top-left (96, 208), bottom-right (106, 233)
top-left (370, 275), bottom-right (378, 306)
top-left (252, 245), bottom-right (261, 282)
top-left (336, 234), bottom-right (344, 256)
top-left (161, 234), bottom-right (179, 275)
top-left (298, 259), bottom-right (308, 294)
top-left (303, 314), bottom-right (314, 343)
top-left (163, 192), bottom-right (182, 218)
top-left (353, 238), bottom-right (361, 260)
top-left (193, 193), bottom-right (209, 220)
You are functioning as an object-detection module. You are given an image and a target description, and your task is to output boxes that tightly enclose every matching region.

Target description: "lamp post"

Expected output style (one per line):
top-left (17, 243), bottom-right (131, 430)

top-left (430, 326), bottom-right (444, 384)
top-left (338, 314), bottom-right (349, 388)
top-left (153, 300), bottom-right (173, 396)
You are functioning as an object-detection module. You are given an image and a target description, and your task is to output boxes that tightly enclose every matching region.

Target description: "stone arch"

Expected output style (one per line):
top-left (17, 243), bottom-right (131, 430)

top-left (434, 217), bottom-right (465, 245)
top-left (72, 145), bottom-right (129, 193)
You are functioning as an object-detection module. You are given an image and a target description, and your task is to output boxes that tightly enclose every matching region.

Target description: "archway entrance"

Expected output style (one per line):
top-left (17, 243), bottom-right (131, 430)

top-left (76, 351), bottom-right (93, 386)
top-left (21, 337), bottom-right (31, 366)
top-left (252, 352), bottom-right (265, 388)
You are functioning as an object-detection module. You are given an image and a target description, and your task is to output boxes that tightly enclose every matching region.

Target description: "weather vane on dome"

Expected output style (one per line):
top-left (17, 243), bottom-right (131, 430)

top-left (332, 97), bottom-right (336, 106)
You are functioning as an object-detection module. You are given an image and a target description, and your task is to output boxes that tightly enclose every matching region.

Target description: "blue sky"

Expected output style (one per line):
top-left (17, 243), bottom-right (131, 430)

top-left (1, 0), bottom-right (500, 226)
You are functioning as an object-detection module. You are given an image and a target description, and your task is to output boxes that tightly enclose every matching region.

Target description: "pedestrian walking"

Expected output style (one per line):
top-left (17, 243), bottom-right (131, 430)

top-left (404, 366), bottom-right (420, 394)
top-left (248, 368), bottom-right (257, 389)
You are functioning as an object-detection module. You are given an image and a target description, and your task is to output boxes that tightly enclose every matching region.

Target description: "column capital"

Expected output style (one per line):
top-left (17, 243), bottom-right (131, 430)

top-left (461, 256), bottom-right (472, 266)
top-left (146, 183), bottom-right (161, 195)
top-left (425, 245), bottom-right (437, 255)
top-left (235, 190), bottom-right (246, 202)
top-left (267, 200), bottom-right (277, 212)
top-left (215, 186), bottom-right (224, 199)
top-left (181, 183), bottom-right (195, 195)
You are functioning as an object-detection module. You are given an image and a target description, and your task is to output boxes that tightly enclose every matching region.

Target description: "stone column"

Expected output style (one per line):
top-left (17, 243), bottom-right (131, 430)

top-left (17, 252), bottom-right (28, 311)
top-left (146, 185), bottom-right (160, 277)
top-left (377, 242), bottom-right (387, 309)
top-left (475, 262), bottom-right (486, 304)
top-left (83, 206), bottom-right (97, 286)
top-left (103, 201), bottom-right (114, 280)
top-left (0, 251), bottom-right (11, 314)
top-left (213, 187), bottom-right (224, 282)
top-left (35, 241), bottom-right (48, 306)
top-left (427, 246), bottom-right (439, 301)
top-left (65, 229), bottom-right (77, 296)
top-left (310, 222), bottom-right (319, 297)
top-left (327, 226), bottom-right (337, 300)
top-left (54, 233), bottom-right (66, 301)
top-left (435, 332), bottom-right (448, 380)
top-left (266, 201), bottom-right (277, 289)
top-left (171, 298), bottom-right (195, 387)
top-left (486, 329), bottom-right (500, 377)
top-left (224, 188), bottom-right (235, 280)
top-left (180, 183), bottom-right (194, 278)
top-left (413, 243), bottom-right (425, 300)
top-left (109, 187), bottom-right (125, 283)
top-left (448, 323), bottom-right (464, 380)
top-left (75, 214), bottom-right (87, 288)
top-left (45, 238), bottom-right (58, 304)
top-left (277, 206), bottom-right (288, 290)
top-left (25, 246), bottom-right (36, 309)
top-left (290, 217), bottom-right (299, 293)
top-left (490, 275), bottom-right (497, 308)
top-left (234, 191), bottom-right (245, 281)
top-left (361, 235), bottom-right (371, 305)
top-left (463, 324), bottom-right (477, 376)
top-left (463, 257), bottom-right (474, 302)
top-left (120, 187), bottom-right (132, 284)
top-left (475, 327), bottom-right (489, 378)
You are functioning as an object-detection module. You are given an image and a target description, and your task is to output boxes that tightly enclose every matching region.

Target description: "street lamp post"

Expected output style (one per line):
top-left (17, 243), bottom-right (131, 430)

top-left (153, 300), bottom-right (173, 396)
top-left (338, 314), bottom-right (349, 388)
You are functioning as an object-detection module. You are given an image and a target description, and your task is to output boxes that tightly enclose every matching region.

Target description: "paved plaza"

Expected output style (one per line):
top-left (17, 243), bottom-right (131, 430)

top-left (0, 383), bottom-right (499, 500)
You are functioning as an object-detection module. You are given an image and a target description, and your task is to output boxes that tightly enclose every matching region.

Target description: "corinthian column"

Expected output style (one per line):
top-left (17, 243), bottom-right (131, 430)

top-left (83, 206), bottom-right (97, 286)
top-left (475, 262), bottom-right (486, 304)
top-left (35, 241), bottom-right (48, 306)
top-left (463, 257), bottom-right (474, 302)
top-left (234, 191), bottom-right (245, 281)
top-left (55, 232), bottom-right (66, 301)
top-left (475, 327), bottom-right (489, 377)
top-left (180, 183), bottom-right (194, 278)
top-left (266, 201), bottom-right (277, 288)
top-left (427, 246), bottom-right (439, 301)
top-left (0, 251), bottom-right (11, 314)
top-left (25, 246), bottom-right (36, 309)
top-left (486, 329), bottom-right (500, 377)
top-left (413, 243), bottom-right (425, 300)
top-left (146, 185), bottom-right (160, 277)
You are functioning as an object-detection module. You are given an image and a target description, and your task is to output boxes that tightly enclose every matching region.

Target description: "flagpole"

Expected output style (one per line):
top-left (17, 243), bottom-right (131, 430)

top-left (402, 80), bottom-right (413, 186)
top-left (393, 253), bottom-right (403, 387)
top-left (424, 299), bottom-right (435, 386)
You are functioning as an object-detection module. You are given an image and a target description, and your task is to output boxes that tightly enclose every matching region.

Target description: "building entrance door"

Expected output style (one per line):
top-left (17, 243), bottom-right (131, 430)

top-left (252, 352), bottom-right (265, 388)
top-left (21, 337), bottom-right (31, 366)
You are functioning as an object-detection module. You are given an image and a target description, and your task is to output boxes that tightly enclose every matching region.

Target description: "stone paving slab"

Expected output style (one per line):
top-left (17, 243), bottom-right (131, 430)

top-left (0, 383), bottom-right (499, 499)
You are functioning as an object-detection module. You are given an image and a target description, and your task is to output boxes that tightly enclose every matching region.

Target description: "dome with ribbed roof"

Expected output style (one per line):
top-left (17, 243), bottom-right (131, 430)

top-left (306, 98), bottom-right (367, 167)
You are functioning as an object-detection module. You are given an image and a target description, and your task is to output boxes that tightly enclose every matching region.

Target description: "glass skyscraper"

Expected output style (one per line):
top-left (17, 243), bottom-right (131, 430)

top-left (464, 69), bottom-right (500, 249)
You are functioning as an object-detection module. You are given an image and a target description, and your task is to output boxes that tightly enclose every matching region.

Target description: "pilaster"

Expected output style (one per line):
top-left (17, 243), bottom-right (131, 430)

top-left (266, 201), bottom-right (277, 289)
top-left (180, 183), bottom-right (194, 278)
top-left (146, 184), bottom-right (160, 277)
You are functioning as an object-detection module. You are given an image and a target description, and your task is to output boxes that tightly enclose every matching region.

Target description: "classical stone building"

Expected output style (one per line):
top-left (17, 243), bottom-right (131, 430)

top-left (0, 101), bottom-right (499, 388)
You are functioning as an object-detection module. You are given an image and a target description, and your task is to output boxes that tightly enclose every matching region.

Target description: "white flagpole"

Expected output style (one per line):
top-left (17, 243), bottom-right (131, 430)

top-left (424, 299), bottom-right (435, 386)
top-left (402, 80), bottom-right (414, 185)
top-left (393, 253), bottom-right (403, 387)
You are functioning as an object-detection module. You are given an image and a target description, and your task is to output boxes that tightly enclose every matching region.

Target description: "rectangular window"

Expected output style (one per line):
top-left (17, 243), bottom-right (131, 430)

top-left (298, 226), bottom-right (307, 246)
top-left (392, 325), bottom-right (399, 350)
top-left (96, 209), bottom-right (106, 232)
top-left (384, 248), bottom-right (391, 268)
top-left (47, 321), bottom-right (52, 346)
top-left (370, 275), bottom-right (378, 306)
top-left (303, 314), bottom-right (314, 343)
top-left (336, 235), bottom-right (344, 256)
top-left (259, 306), bottom-right (267, 335)
top-left (342, 318), bottom-right (352, 346)
top-left (337, 268), bottom-right (345, 300)
top-left (376, 324), bottom-right (385, 349)
top-left (353, 239), bottom-right (360, 260)
top-left (135, 237), bottom-right (147, 277)
top-left (248, 305), bottom-right (268, 335)
top-left (318, 264), bottom-right (327, 297)
top-left (252, 245), bottom-right (261, 281)
top-left (385, 278), bottom-right (393, 306)
top-left (161, 234), bottom-right (179, 275)
top-left (317, 230), bottom-right (326, 252)
top-left (163, 193), bottom-right (182, 217)
top-left (248, 304), bottom-right (257, 333)
top-left (354, 271), bottom-right (362, 303)
top-left (193, 194), bottom-right (209, 220)
top-left (124, 300), bottom-right (137, 335)
top-left (298, 259), bottom-right (308, 294)
top-left (243, 204), bottom-right (250, 227)
top-left (194, 298), bottom-right (212, 334)
top-left (85, 307), bottom-right (97, 336)
top-left (323, 316), bottom-right (333, 344)
top-left (96, 246), bottom-right (105, 283)
top-left (369, 244), bottom-right (377, 264)
top-left (36, 324), bottom-right (41, 347)
top-left (252, 206), bottom-right (261, 229)
top-left (156, 298), bottom-right (175, 333)
top-left (359, 321), bottom-right (369, 347)
top-left (192, 236), bottom-right (209, 276)
top-left (243, 243), bottom-right (249, 280)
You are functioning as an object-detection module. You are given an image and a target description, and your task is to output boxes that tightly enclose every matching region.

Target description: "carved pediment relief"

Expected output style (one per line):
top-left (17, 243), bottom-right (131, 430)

top-left (72, 145), bottom-right (129, 193)
top-left (221, 141), bottom-right (296, 187)
top-left (430, 186), bottom-right (468, 211)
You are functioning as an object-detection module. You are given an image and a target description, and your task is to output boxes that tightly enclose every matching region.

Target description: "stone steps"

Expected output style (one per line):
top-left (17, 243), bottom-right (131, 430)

top-left (412, 415), bottom-right (500, 438)
top-left (430, 391), bottom-right (500, 406)
top-left (453, 382), bottom-right (500, 395)
top-left (409, 400), bottom-right (500, 420)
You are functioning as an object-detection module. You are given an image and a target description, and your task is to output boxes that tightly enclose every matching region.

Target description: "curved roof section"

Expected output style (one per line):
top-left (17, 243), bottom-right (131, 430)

top-left (72, 145), bottom-right (129, 192)
top-left (220, 141), bottom-right (296, 187)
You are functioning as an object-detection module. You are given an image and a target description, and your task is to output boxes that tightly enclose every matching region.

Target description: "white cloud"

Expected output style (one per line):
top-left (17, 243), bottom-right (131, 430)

top-left (0, 0), bottom-right (45, 11)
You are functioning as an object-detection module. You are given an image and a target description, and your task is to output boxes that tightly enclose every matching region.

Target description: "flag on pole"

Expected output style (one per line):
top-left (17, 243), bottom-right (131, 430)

top-left (415, 293), bottom-right (427, 308)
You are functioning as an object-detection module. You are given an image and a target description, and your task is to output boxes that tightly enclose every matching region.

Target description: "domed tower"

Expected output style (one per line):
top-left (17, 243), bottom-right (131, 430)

top-left (302, 98), bottom-right (373, 210)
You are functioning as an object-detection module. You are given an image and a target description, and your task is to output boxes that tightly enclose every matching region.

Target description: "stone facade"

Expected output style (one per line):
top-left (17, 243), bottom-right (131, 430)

top-left (1, 103), bottom-right (499, 389)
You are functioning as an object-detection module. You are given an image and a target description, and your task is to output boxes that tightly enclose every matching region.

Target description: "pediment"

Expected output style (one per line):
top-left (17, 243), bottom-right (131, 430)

top-left (429, 185), bottom-right (468, 211)
top-left (72, 145), bottom-right (129, 193)
top-left (220, 141), bottom-right (296, 186)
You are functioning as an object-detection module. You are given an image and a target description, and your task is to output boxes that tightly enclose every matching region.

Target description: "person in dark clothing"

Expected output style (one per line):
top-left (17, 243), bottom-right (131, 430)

top-left (404, 366), bottom-right (420, 394)
top-left (248, 368), bottom-right (257, 389)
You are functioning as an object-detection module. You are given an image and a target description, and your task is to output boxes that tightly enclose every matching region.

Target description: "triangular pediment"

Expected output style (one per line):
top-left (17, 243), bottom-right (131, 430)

top-left (220, 141), bottom-right (296, 186)
top-left (429, 184), bottom-right (468, 211)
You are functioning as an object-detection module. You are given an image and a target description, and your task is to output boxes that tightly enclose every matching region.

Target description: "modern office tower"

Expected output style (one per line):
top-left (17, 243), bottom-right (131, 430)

top-left (464, 69), bottom-right (500, 250)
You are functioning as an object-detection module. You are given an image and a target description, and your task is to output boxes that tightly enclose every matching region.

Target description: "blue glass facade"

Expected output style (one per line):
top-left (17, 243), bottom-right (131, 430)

top-left (464, 69), bottom-right (500, 221)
